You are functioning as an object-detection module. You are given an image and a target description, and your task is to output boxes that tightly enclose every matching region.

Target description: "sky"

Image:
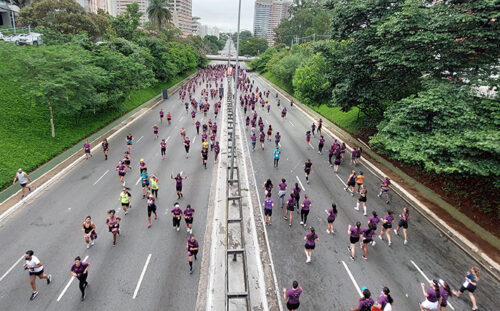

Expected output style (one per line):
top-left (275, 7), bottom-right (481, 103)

top-left (192, 0), bottom-right (256, 33)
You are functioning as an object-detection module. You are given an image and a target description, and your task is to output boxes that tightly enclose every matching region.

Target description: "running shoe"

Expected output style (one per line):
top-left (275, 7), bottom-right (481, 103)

top-left (393, 229), bottom-right (398, 235)
top-left (326, 229), bottom-right (330, 234)
top-left (47, 274), bottom-right (52, 285)
top-left (86, 243), bottom-right (90, 249)
top-left (363, 256), bottom-right (367, 260)
top-left (300, 221), bottom-right (303, 225)
top-left (378, 235), bottom-right (383, 240)
top-left (91, 240), bottom-right (95, 246)
top-left (404, 240), bottom-right (408, 245)
top-left (350, 256), bottom-right (355, 261)
top-left (371, 241), bottom-right (376, 246)
top-left (30, 291), bottom-right (38, 300)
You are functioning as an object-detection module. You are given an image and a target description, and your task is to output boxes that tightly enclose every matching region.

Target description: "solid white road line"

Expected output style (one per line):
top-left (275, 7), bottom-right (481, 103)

top-left (193, 136), bottom-right (196, 144)
top-left (57, 255), bottom-right (89, 302)
top-left (0, 255), bottom-right (24, 282)
top-left (93, 170), bottom-right (109, 185)
top-left (296, 176), bottom-right (305, 191)
top-left (335, 174), bottom-right (347, 187)
top-left (342, 261), bottom-right (362, 298)
top-left (166, 136), bottom-right (170, 142)
top-left (179, 116), bottom-right (184, 122)
top-left (137, 136), bottom-right (144, 143)
top-left (410, 260), bottom-right (455, 310)
top-left (133, 254), bottom-right (152, 299)
top-left (135, 177), bottom-right (142, 186)
top-left (288, 120), bottom-right (295, 127)
top-left (308, 142), bottom-right (314, 150)
top-left (265, 119), bottom-right (269, 124)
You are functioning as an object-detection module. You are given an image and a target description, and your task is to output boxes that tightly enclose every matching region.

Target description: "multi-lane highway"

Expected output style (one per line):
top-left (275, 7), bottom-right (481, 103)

top-left (0, 69), bottom-right (222, 310)
top-left (238, 71), bottom-right (499, 310)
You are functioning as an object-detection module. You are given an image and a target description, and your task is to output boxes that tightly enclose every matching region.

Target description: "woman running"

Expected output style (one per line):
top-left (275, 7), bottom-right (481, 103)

top-left (379, 210), bottom-right (394, 246)
top-left (101, 138), bottom-right (109, 160)
top-left (318, 136), bottom-right (325, 154)
top-left (214, 141), bottom-right (220, 162)
top-left (196, 120), bottom-right (201, 134)
top-left (300, 195), bottom-right (311, 227)
top-left (160, 139), bottom-right (167, 159)
top-left (116, 161), bottom-right (127, 186)
top-left (328, 145), bottom-right (334, 167)
top-left (123, 152), bottom-right (132, 170)
top-left (350, 288), bottom-right (374, 311)
top-left (263, 179), bottom-right (274, 197)
top-left (184, 204), bottom-right (195, 234)
top-left (171, 202), bottom-right (183, 232)
top-left (119, 187), bottom-right (132, 215)
top-left (355, 147), bottom-right (362, 165)
top-left (283, 281), bottom-right (302, 311)
top-left (304, 160), bottom-right (313, 184)
top-left (70, 256), bottom-right (90, 301)
top-left (141, 171), bottom-right (150, 199)
top-left (201, 146), bottom-right (209, 169)
top-left (146, 192), bottom-right (158, 228)
top-left (351, 148), bottom-right (358, 166)
top-left (325, 204), bottom-right (337, 234)
top-left (187, 235), bottom-right (199, 274)
top-left (368, 211), bottom-right (380, 246)
top-left (83, 140), bottom-right (92, 159)
top-left (267, 125), bottom-right (273, 141)
top-left (317, 119), bottom-right (322, 134)
top-left (333, 151), bottom-right (342, 173)
top-left (304, 227), bottom-right (319, 263)
top-left (292, 183), bottom-right (301, 213)
top-left (184, 137), bottom-right (191, 158)
top-left (305, 131), bottom-right (311, 149)
top-left (420, 280), bottom-right (440, 311)
top-left (311, 123), bottom-right (316, 136)
top-left (347, 221), bottom-right (362, 260)
top-left (356, 171), bottom-right (365, 193)
top-left (106, 210), bottom-right (121, 246)
top-left (355, 185), bottom-right (368, 216)
top-left (378, 177), bottom-right (391, 204)
top-left (452, 267), bottom-right (480, 311)
top-left (373, 287), bottom-right (393, 311)
top-left (159, 109), bottom-right (164, 123)
top-left (263, 192), bottom-right (274, 225)
top-left (278, 178), bottom-right (287, 208)
top-left (439, 279), bottom-right (452, 311)
top-left (250, 132), bottom-right (257, 152)
top-left (167, 112), bottom-right (172, 125)
top-left (245, 116), bottom-right (250, 130)
top-left (344, 170), bottom-right (357, 196)
top-left (275, 132), bottom-right (281, 148)
top-left (340, 142), bottom-right (346, 161)
top-left (125, 133), bottom-right (133, 153)
top-left (82, 216), bottom-right (96, 249)
top-left (361, 223), bottom-right (376, 260)
top-left (171, 173), bottom-right (187, 199)
top-left (394, 207), bottom-right (410, 245)
top-left (284, 195), bottom-right (296, 227)
top-left (153, 124), bottom-right (159, 140)
top-left (259, 131), bottom-right (265, 150)
top-left (139, 158), bottom-right (147, 174)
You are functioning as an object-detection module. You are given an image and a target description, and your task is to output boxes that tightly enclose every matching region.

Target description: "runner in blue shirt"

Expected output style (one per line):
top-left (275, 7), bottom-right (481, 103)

top-left (273, 147), bottom-right (281, 168)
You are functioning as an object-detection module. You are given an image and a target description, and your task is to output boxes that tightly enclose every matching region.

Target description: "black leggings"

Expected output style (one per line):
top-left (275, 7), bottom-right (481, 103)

top-left (329, 154), bottom-right (333, 164)
top-left (152, 189), bottom-right (158, 198)
top-left (173, 217), bottom-right (181, 227)
top-left (78, 273), bottom-right (88, 296)
top-left (301, 209), bottom-right (309, 223)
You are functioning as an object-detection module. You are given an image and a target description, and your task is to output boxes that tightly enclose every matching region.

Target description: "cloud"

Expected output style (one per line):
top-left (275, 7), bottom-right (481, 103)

top-left (192, 0), bottom-right (255, 33)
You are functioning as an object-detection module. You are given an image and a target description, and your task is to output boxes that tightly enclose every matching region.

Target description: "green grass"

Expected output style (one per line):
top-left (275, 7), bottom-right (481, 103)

top-left (261, 71), bottom-right (365, 134)
top-left (0, 60), bottom-right (194, 192)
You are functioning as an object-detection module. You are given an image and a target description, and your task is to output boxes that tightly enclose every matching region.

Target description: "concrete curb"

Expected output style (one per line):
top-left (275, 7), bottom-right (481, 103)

top-left (255, 73), bottom-right (500, 278)
top-left (0, 72), bottom-right (198, 223)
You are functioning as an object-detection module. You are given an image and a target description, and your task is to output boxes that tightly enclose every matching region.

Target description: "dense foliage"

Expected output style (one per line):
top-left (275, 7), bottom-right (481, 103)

top-left (239, 37), bottom-right (268, 56)
top-left (250, 0), bottom-right (499, 180)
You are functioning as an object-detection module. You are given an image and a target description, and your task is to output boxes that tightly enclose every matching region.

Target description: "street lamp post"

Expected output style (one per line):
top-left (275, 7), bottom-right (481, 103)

top-left (229, 0), bottom-right (242, 181)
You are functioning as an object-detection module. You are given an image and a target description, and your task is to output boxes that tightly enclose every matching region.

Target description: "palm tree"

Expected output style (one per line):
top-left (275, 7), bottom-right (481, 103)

top-left (147, 0), bottom-right (171, 32)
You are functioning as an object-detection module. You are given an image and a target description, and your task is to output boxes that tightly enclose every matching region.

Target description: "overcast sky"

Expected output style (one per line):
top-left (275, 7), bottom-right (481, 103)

top-left (192, 0), bottom-right (256, 33)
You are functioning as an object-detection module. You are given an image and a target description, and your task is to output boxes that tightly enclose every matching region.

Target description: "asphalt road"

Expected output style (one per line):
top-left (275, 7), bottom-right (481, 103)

top-left (239, 72), bottom-right (499, 310)
top-left (0, 69), bottom-right (222, 310)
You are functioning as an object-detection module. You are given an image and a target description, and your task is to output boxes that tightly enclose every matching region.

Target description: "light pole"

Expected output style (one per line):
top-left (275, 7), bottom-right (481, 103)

top-left (229, 0), bottom-right (242, 181)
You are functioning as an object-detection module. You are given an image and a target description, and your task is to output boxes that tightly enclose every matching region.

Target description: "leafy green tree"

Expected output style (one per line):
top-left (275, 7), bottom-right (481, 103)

top-left (239, 37), bottom-right (268, 56)
top-left (202, 35), bottom-right (221, 54)
top-left (249, 47), bottom-right (276, 72)
top-left (232, 30), bottom-right (252, 44)
top-left (270, 52), bottom-right (304, 89)
top-left (147, 0), bottom-right (171, 32)
top-left (18, 0), bottom-right (110, 38)
top-left (274, 5), bottom-right (330, 46)
top-left (111, 2), bottom-right (143, 40)
top-left (370, 81), bottom-right (500, 176)
top-left (292, 53), bottom-right (330, 105)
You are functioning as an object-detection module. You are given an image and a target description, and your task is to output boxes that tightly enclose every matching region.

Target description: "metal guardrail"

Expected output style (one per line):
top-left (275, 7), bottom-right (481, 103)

top-left (225, 78), bottom-right (250, 310)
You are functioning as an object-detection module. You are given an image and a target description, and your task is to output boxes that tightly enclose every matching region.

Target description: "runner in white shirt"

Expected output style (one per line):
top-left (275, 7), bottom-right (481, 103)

top-left (23, 250), bottom-right (52, 300)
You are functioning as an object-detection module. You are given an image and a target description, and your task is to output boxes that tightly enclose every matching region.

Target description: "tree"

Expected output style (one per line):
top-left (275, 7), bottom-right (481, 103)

top-left (232, 30), bottom-right (252, 44)
top-left (239, 37), bottom-right (268, 56)
top-left (202, 35), bottom-right (221, 54)
top-left (111, 2), bottom-right (143, 40)
top-left (292, 53), bottom-right (330, 105)
top-left (249, 47), bottom-right (276, 72)
top-left (18, 0), bottom-right (110, 38)
top-left (370, 81), bottom-right (500, 177)
top-left (274, 6), bottom-right (330, 46)
top-left (147, 0), bottom-right (171, 32)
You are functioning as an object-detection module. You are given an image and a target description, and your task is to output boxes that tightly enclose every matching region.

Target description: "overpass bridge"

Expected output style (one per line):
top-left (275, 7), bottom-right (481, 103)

top-left (206, 54), bottom-right (256, 62)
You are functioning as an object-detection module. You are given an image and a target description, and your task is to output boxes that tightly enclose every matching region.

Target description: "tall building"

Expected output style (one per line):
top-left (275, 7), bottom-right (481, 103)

top-left (78, 0), bottom-right (111, 14)
top-left (253, 0), bottom-right (290, 46)
top-left (168, 0), bottom-right (193, 37)
top-left (112, 0), bottom-right (150, 23)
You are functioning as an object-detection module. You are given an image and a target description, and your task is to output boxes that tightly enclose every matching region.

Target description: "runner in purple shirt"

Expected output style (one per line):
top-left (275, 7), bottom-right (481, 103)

top-left (394, 207), bottom-right (410, 245)
top-left (250, 132), bottom-right (257, 152)
top-left (420, 281), bottom-right (440, 311)
top-left (116, 161), bottom-right (126, 185)
top-left (70, 257), bottom-right (89, 301)
top-left (350, 288), bottom-right (374, 311)
top-left (171, 202), bottom-right (183, 232)
top-left (368, 211), bottom-right (380, 246)
top-left (245, 116), bottom-right (250, 130)
top-left (213, 141), bottom-right (220, 162)
top-left (305, 131), bottom-right (311, 149)
top-left (379, 210), bottom-right (394, 246)
top-left (278, 178), bottom-right (287, 208)
top-left (361, 223), bottom-right (376, 260)
top-left (171, 173), bottom-right (187, 199)
top-left (282, 280), bottom-right (303, 309)
top-left (259, 131), bottom-right (265, 150)
top-left (438, 279), bottom-right (452, 310)
top-left (160, 139), bottom-right (167, 159)
top-left (83, 140), bottom-right (92, 159)
top-left (284, 195), bottom-right (296, 227)
top-left (186, 235), bottom-right (199, 274)
top-left (318, 136), bottom-right (325, 154)
top-left (263, 193), bottom-right (274, 225)
top-left (184, 204), bottom-right (195, 234)
top-left (275, 132), bottom-right (281, 148)
top-left (304, 227), bottom-right (318, 263)
top-left (184, 137), bottom-right (191, 158)
top-left (195, 120), bottom-right (201, 135)
top-left (153, 124), bottom-right (159, 140)
top-left (300, 195), bottom-right (311, 227)
top-left (347, 221), bottom-right (362, 260)
top-left (325, 203), bottom-right (338, 234)
top-left (373, 287), bottom-right (393, 310)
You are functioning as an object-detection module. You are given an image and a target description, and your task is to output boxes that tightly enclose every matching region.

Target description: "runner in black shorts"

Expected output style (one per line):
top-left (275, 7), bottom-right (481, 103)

top-left (201, 148), bottom-right (209, 169)
top-left (283, 281), bottom-right (302, 311)
top-left (394, 207), bottom-right (410, 245)
top-left (184, 204), bottom-right (195, 234)
top-left (303, 159), bottom-right (313, 184)
top-left (146, 192), bottom-right (157, 228)
top-left (187, 235), bottom-right (199, 274)
top-left (347, 221), bottom-right (362, 260)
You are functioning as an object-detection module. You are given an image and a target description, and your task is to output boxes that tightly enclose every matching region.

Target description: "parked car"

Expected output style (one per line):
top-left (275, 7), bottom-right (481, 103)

top-left (16, 33), bottom-right (43, 46)
top-left (3, 34), bottom-right (21, 43)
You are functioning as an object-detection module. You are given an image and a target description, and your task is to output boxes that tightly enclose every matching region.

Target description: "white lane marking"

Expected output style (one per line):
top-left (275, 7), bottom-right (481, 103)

top-left (278, 143), bottom-right (281, 148)
top-left (135, 177), bottom-right (141, 186)
top-left (411, 260), bottom-right (455, 310)
top-left (342, 261), bottom-right (362, 297)
top-left (200, 117), bottom-right (204, 123)
top-left (335, 174), bottom-right (347, 187)
top-left (291, 161), bottom-right (301, 172)
top-left (265, 119), bottom-right (269, 124)
top-left (193, 137), bottom-right (196, 144)
top-left (288, 120), bottom-right (295, 127)
top-left (179, 116), bottom-right (184, 122)
top-left (308, 142), bottom-right (314, 150)
top-left (57, 255), bottom-right (89, 302)
top-left (166, 136), bottom-right (170, 142)
top-left (133, 253), bottom-right (152, 299)
top-left (0, 255), bottom-right (24, 282)
top-left (137, 136), bottom-right (144, 143)
top-left (296, 176), bottom-right (305, 191)
top-left (93, 170), bottom-right (109, 185)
